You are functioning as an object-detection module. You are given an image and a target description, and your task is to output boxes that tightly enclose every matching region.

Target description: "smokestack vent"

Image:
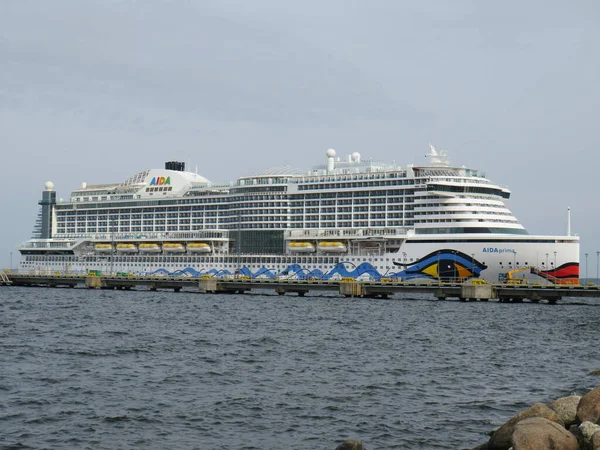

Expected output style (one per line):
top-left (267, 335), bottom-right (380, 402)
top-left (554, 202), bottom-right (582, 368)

top-left (165, 161), bottom-right (185, 172)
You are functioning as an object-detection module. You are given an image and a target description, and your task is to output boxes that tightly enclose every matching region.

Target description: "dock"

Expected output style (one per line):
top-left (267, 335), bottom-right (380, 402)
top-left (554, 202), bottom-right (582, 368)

top-left (0, 272), bottom-right (12, 286)
top-left (3, 273), bottom-right (600, 303)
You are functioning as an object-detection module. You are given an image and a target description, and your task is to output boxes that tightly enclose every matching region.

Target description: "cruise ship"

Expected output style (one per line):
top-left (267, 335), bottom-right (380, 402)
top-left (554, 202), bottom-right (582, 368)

top-left (17, 146), bottom-right (580, 284)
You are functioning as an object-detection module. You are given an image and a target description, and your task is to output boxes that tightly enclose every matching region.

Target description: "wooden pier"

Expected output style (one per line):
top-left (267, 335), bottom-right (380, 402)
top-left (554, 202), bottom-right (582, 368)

top-left (3, 273), bottom-right (600, 303)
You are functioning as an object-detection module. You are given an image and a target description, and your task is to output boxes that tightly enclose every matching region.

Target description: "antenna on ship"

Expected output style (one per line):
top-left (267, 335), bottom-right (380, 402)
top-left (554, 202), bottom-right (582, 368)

top-left (426, 144), bottom-right (451, 166)
top-left (567, 206), bottom-right (571, 236)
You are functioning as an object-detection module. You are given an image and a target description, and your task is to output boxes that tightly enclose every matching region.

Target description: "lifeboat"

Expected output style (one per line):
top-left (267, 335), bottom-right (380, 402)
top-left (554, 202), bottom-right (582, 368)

top-left (287, 241), bottom-right (316, 253)
top-left (187, 243), bottom-right (211, 253)
top-left (139, 243), bottom-right (161, 253)
top-left (318, 241), bottom-right (347, 253)
top-left (95, 243), bottom-right (113, 253)
top-left (116, 243), bottom-right (138, 253)
top-left (163, 243), bottom-right (185, 253)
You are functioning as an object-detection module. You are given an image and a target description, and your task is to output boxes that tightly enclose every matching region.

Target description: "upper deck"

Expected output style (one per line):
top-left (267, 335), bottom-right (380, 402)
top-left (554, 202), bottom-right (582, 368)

top-left (29, 146), bottom-right (527, 245)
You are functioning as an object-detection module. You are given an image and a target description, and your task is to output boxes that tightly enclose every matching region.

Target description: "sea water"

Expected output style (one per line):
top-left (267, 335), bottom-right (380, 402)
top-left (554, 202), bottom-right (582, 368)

top-left (1, 287), bottom-right (599, 449)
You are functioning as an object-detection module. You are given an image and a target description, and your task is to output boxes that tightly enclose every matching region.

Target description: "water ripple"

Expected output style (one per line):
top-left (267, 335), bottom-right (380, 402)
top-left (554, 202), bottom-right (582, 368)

top-left (1, 287), bottom-right (599, 449)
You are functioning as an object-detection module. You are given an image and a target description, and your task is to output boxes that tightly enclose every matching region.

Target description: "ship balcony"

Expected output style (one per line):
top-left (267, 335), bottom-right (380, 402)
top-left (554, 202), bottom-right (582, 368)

top-left (413, 213), bottom-right (519, 222)
top-left (54, 230), bottom-right (231, 242)
top-left (17, 239), bottom-right (77, 252)
top-left (285, 227), bottom-right (410, 240)
top-left (413, 205), bottom-right (511, 214)
top-left (414, 222), bottom-right (526, 231)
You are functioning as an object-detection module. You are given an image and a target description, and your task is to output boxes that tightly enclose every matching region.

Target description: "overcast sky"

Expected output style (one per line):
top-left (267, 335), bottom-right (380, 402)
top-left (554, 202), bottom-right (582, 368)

top-left (1, 0), bottom-right (599, 272)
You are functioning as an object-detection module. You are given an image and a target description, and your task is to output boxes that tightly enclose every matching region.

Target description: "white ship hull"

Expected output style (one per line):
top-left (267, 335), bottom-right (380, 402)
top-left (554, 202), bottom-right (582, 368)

top-left (18, 235), bottom-right (579, 284)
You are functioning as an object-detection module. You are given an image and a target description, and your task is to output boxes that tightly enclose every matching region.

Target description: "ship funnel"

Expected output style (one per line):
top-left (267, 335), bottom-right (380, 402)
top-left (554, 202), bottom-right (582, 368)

top-left (165, 161), bottom-right (185, 172)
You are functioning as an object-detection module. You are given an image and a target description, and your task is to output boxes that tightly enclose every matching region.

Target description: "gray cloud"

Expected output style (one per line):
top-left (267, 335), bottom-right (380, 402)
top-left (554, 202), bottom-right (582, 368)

top-left (1, 0), bottom-right (599, 264)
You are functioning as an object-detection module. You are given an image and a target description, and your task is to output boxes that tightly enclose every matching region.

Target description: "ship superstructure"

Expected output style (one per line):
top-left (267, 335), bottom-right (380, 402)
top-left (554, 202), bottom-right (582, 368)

top-left (17, 147), bottom-right (579, 283)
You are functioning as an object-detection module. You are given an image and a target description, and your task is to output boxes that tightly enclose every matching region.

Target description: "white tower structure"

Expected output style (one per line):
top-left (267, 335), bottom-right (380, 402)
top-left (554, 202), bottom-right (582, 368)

top-left (326, 149), bottom-right (336, 172)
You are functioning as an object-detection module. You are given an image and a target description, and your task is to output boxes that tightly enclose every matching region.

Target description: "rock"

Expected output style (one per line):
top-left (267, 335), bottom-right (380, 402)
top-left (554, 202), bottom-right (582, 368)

top-left (335, 439), bottom-right (365, 450)
top-left (569, 424), bottom-right (584, 448)
top-left (580, 422), bottom-right (600, 448)
top-left (488, 403), bottom-right (563, 450)
top-left (580, 421), bottom-right (600, 439)
top-left (548, 395), bottom-right (581, 428)
top-left (590, 370), bottom-right (600, 376)
top-left (578, 387), bottom-right (600, 424)
top-left (511, 417), bottom-right (578, 450)
top-left (593, 431), bottom-right (600, 450)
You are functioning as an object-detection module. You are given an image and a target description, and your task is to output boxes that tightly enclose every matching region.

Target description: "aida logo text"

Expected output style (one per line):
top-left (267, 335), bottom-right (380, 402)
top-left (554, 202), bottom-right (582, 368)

top-left (149, 176), bottom-right (171, 186)
top-left (482, 247), bottom-right (516, 254)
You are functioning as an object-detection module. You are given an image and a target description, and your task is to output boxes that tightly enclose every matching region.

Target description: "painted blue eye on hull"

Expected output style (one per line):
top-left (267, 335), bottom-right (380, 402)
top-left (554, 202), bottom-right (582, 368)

top-left (392, 249), bottom-right (488, 281)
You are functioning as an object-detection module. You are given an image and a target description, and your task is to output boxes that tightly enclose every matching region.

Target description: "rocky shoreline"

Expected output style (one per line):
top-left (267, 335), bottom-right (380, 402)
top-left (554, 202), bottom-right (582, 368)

top-left (334, 386), bottom-right (600, 450)
top-left (467, 386), bottom-right (600, 450)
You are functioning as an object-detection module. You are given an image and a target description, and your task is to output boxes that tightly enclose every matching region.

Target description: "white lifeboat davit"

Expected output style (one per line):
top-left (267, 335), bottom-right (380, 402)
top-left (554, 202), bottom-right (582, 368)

top-left (139, 243), bottom-right (161, 253)
top-left (163, 243), bottom-right (185, 253)
top-left (95, 243), bottom-right (113, 253)
top-left (287, 242), bottom-right (316, 253)
top-left (187, 243), bottom-right (212, 253)
top-left (116, 243), bottom-right (138, 253)
top-left (318, 241), bottom-right (347, 253)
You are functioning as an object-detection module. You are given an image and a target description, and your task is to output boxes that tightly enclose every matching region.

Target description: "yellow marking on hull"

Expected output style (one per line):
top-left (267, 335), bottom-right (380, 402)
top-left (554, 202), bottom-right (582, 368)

top-left (422, 264), bottom-right (438, 278)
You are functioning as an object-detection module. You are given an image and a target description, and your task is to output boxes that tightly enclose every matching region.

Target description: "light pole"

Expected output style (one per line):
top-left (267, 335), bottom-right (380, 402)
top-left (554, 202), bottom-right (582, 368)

top-left (452, 250), bottom-right (457, 283)
top-left (513, 251), bottom-right (517, 268)
top-left (585, 253), bottom-right (589, 281)
top-left (596, 251), bottom-right (599, 284)
top-left (291, 267), bottom-right (311, 280)
top-left (265, 267), bottom-right (279, 279)
top-left (340, 261), bottom-right (360, 280)
top-left (553, 251), bottom-right (557, 269)
top-left (110, 220), bottom-right (116, 275)
top-left (10, 251), bottom-right (13, 272)
top-left (236, 211), bottom-right (241, 279)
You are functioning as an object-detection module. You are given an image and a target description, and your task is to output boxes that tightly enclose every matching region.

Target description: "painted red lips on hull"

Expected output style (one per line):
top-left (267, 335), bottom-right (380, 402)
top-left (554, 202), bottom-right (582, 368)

top-left (532, 262), bottom-right (579, 284)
